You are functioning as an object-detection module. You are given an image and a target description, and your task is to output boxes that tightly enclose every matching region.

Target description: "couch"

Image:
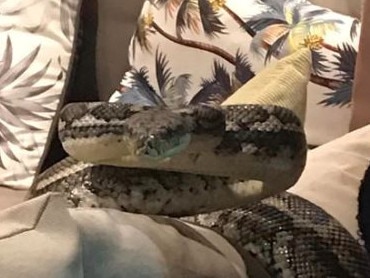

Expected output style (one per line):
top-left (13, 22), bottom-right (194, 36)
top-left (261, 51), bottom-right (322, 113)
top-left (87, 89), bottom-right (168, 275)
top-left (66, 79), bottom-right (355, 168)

top-left (0, 0), bottom-right (366, 207)
top-left (1, 0), bottom-right (369, 276)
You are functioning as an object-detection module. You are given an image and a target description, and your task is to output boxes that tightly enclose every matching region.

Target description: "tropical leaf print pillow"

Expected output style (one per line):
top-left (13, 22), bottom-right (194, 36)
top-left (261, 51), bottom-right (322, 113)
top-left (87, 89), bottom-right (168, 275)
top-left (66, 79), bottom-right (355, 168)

top-left (110, 0), bottom-right (361, 146)
top-left (0, 0), bottom-right (82, 189)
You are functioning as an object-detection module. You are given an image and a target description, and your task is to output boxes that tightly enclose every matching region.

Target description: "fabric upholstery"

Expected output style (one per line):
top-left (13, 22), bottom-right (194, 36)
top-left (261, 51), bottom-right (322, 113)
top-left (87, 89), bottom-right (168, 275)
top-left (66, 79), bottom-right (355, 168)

top-left (288, 124), bottom-right (370, 243)
top-left (350, 0), bottom-right (370, 130)
top-left (0, 187), bottom-right (26, 210)
top-left (96, 0), bottom-right (144, 100)
top-left (38, 0), bottom-right (99, 174)
top-left (96, 0), bottom-right (362, 100)
top-left (0, 193), bottom-right (247, 278)
top-left (0, 0), bottom-right (85, 189)
top-left (109, 0), bottom-right (361, 147)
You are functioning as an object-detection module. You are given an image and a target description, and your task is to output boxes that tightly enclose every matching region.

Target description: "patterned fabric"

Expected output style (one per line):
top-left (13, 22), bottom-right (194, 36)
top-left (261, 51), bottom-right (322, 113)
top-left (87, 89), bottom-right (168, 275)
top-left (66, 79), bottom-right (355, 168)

top-left (110, 0), bottom-right (361, 146)
top-left (0, 0), bottom-right (83, 189)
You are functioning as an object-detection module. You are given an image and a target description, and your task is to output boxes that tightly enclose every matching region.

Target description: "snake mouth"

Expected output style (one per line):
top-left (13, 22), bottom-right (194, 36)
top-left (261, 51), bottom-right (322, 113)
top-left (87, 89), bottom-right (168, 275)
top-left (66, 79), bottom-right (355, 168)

top-left (140, 133), bottom-right (192, 160)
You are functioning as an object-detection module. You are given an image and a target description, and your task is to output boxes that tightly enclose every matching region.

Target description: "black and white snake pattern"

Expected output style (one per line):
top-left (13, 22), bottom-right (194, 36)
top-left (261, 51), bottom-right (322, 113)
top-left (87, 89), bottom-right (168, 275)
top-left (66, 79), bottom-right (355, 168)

top-left (28, 102), bottom-right (370, 277)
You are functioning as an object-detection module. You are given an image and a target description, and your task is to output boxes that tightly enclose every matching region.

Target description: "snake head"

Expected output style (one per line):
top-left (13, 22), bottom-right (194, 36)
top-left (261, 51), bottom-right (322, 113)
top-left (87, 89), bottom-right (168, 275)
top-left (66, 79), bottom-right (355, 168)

top-left (131, 105), bottom-right (225, 160)
top-left (125, 107), bottom-right (193, 160)
top-left (142, 133), bottom-right (191, 160)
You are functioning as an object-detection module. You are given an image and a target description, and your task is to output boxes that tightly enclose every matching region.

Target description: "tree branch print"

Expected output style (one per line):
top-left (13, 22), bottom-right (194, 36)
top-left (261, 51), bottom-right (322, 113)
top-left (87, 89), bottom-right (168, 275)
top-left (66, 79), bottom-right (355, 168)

top-left (135, 0), bottom-right (353, 95)
top-left (221, 4), bottom-right (256, 37)
top-left (152, 21), bottom-right (236, 65)
top-left (310, 74), bottom-right (342, 90)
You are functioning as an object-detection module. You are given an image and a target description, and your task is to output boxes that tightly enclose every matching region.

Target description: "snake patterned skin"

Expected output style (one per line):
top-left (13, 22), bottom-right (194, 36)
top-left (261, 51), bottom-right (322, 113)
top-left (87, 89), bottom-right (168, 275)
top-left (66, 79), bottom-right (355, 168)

top-left (184, 192), bottom-right (370, 277)
top-left (29, 102), bottom-right (307, 215)
top-left (28, 102), bottom-right (370, 276)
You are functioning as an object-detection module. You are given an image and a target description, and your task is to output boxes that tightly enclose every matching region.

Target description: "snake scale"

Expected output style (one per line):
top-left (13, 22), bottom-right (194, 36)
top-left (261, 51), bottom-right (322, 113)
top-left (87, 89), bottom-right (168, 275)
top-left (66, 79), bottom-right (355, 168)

top-left (28, 102), bottom-right (370, 276)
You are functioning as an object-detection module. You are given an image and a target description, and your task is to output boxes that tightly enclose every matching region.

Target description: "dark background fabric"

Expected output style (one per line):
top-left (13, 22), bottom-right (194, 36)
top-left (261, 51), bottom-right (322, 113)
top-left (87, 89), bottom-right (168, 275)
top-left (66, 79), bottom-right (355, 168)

top-left (38, 0), bottom-right (99, 173)
top-left (351, 0), bottom-right (370, 130)
top-left (38, 0), bottom-right (144, 174)
top-left (0, 0), bottom-right (146, 207)
top-left (95, 0), bottom-right (143, 100)
top-left (358, 162), bottom-right (370, 254)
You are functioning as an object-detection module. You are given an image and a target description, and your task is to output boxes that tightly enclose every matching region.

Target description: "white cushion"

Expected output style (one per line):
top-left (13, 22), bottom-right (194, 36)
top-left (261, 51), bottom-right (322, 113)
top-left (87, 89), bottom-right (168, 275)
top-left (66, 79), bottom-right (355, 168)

top-left (289, 124), bottom-right (370, 240)
top-left (0, 0), bottom-right (82, 189)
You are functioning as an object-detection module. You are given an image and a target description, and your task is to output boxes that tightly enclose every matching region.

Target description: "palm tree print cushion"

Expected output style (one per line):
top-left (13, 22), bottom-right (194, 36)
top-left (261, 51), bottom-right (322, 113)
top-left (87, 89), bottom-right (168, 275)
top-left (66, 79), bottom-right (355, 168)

top-left (109, 0), bottom-right (361, 147)
top-left (0, 0), bottom-right (83, 189)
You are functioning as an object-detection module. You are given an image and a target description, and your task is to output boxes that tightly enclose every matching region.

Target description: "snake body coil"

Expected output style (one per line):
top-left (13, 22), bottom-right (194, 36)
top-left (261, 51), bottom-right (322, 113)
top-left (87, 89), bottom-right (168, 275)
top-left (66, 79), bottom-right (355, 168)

top-left (28, 102), bottom-right (370, 276)
top-left (186, 192), bottom-right (370, 277)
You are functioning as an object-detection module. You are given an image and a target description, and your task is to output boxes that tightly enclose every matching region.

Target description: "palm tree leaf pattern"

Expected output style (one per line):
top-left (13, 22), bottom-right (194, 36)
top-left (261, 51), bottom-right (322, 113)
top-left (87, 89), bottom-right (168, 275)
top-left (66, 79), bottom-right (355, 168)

top-left (155, 0), bottom-right (183, 16)
top-left (310, 50), bottom-right (330, 75)
top-left (60, 0), bottom-right (79, 40)
top-left (112, 0), bottom-right (362, 147)
top-left (0, 0), bottom-right (77, 34)
top-left (13, 60), bottom-right (51, 88)
top-left (190, 60), bottom-right (232, 105)
top-left (155, 49), bottom-right (191, 107)
top-left (0, 43), bottom-right (41, 90)
top-left (319, 44), bottom-right (357, 107)
top-left (176, 0), bottom-right (202, 36)
top-left (117, 68), bottom-right (165, 107)
top-left (234, 50), bottom-right (255, 85)
top-left (247, 14), bottom-right (287, 33)
top-left (116, 50), bottom-right (192, 108)
top-left (319, 82), bottom-right (353, 107)
top-left (167, 74), bottom-right (192, 107)
top-left (198, 0), bottom-right (226, 37)
top-left (264, 31), bottom-right (289, 63)
top-left (332, 44), bottom-right (357, 81)
top-left (350, 19), bottom-right (360, 41)
top-left (156, 49), bottom-right (173, 96)
top-left (0, 36), bottom-right (61, 168)
top-left (132, 14), bottom-right (156, 54)
top-left (0, 0), bottom-right (81, 188)
top-left (0, 0), bottom-right (41, 31)
top-left (0, 37), bottom-right (13, 76)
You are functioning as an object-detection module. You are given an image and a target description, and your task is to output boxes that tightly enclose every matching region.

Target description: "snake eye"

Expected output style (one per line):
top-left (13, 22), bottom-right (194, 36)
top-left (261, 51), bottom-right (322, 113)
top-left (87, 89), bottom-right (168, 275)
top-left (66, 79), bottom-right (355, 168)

top-left (60, 103), bottom-right (90, 123)
top-left (142, 134), bottom-right (191, 160)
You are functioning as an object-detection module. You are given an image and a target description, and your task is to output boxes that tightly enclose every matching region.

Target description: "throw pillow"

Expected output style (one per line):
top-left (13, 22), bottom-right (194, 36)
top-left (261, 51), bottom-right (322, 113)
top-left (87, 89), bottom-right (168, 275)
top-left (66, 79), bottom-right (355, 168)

top-left (110, 0), bottom-right (361, 146)
top-left (288, 124), bottom-right (370, 249)
top-left (0, 193), bottom-right (247, 278)
top-left (0, 0), bottom-right (84, 189)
